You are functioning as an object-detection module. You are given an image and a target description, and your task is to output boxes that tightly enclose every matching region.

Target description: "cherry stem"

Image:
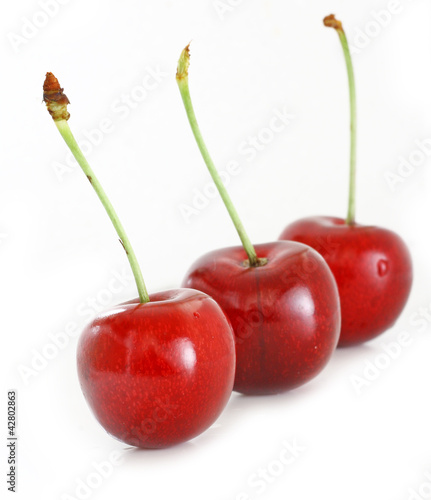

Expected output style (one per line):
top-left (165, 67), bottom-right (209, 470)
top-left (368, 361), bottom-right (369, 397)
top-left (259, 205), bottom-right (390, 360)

top-left (43, 73), bottom-right (150, 304)
top-left (176, 45), bottom-right (260, 267)
top-left (324, 15), bottom-right (357, 225)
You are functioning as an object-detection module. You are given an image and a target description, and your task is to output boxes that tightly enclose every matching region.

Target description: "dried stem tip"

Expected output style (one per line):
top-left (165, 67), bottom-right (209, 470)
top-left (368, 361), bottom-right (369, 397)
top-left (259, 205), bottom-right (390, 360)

top-left (176, 44), bottom-right (191, 81)
top-left (43, 72), bottom-right (70, 121)
top-left (323, 14), bottom-right (344, 32)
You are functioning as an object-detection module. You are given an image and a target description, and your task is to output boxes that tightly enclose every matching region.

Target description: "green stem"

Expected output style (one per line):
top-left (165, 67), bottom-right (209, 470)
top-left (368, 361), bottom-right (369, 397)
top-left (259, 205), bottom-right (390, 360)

top-left (176, 46), bottom-right (260, 267)
top-left (324, 15), bottom-right (357, 225)
top-left (55, 119), bottom-right (150, 303)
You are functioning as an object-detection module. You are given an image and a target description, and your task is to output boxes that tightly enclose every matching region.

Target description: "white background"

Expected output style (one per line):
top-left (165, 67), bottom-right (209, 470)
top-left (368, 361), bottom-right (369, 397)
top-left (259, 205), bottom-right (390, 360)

top-left (1, 0), bottom-right (431, 499)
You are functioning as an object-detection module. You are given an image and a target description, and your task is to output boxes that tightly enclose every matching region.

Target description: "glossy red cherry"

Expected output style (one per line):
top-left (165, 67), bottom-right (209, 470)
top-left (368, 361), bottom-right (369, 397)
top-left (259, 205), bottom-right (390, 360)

top-left (280, 16), bottom-right (413, 345)
top-left (77, 289), bottom-right (235, 448)
top-left (280, 217), bottom-right (412, 346)
top-left (176, 47), bottom-right (341, 395)
top-left (182, 242), bottom-right (340, 394)
top-left (43, 74), bottom-right (235, 449)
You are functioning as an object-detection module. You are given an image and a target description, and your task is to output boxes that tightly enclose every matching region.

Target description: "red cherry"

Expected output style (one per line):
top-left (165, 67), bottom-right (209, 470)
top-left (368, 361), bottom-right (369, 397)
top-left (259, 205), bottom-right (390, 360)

top-left (176, 47), bottom-right (341, 394)
top-left (280, 217), bottom-right (412, 346)
top-left (43, 74), bottom-right (235, 449)
top-left (77, 289), bottom-right (235, 448)
top-left (183, 242), bottom-right (340, 394)
top-left (278, 16), bottom-right (413, 345)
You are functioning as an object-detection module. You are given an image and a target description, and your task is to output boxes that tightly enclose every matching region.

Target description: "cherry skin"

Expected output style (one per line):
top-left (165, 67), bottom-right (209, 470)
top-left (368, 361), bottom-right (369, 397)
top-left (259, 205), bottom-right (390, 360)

top-left (279, 216), bottom-right (413, 346)
top-left (182, 241), bottom-right (341, 395)
top-left (77, 288), bottom-right (236, 448)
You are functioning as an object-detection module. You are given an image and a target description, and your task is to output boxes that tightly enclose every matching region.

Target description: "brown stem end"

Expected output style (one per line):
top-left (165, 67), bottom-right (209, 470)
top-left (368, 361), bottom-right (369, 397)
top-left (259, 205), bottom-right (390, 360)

top-left (323, 14), bottom-right (344, 33)
top-left (43, 72), bottom-right (70, 121)
top-left (176, 43), bottom-right (191, 81)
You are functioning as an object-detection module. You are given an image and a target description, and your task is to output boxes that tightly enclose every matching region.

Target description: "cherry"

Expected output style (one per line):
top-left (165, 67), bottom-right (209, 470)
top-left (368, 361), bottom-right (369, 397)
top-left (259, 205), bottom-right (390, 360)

top-left (43, 72), bottom-right (235, 448)
top-left (77, 289), bottom-right (235, 448)
top-left (176, 46), bottom-right (340, 394)
top-left (279, 15), bottom-right (413, 346)
top-left (281, 217), bottom-right (412, 346)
